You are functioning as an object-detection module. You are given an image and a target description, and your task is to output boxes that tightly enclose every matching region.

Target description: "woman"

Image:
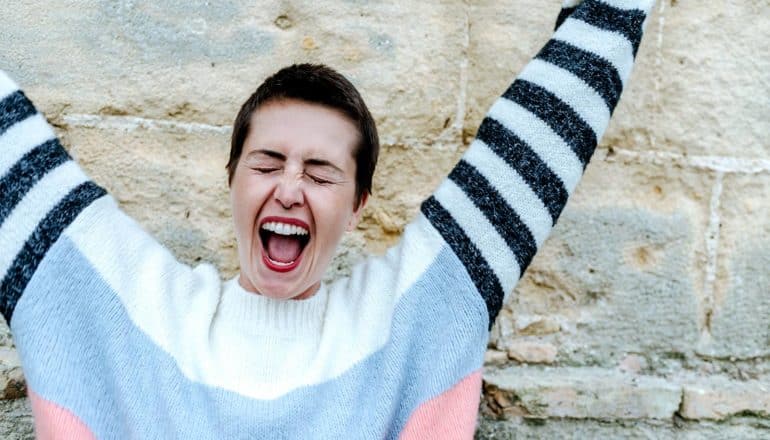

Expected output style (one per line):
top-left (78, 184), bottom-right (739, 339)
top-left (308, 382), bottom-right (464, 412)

top-left (0, 0), bottom-right (654, 437)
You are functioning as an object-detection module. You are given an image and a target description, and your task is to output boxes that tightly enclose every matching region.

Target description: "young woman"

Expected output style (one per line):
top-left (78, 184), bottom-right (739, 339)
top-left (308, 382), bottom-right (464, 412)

top-left (0, 1), bottom-right (654, 437)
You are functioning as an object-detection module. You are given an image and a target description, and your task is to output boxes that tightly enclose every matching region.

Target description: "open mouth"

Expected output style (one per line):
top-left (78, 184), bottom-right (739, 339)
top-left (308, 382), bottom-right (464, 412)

top-left (258, 216), bottom-right (311, 272)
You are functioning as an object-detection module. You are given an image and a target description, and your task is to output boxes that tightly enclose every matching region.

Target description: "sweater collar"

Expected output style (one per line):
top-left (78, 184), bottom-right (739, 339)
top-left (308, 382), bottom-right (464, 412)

top-left (220, 277), bottom-right (329, 339)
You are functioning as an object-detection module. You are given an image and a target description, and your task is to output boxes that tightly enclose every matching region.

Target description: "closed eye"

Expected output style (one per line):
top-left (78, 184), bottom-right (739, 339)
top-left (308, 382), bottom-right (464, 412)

top-left (307, 174), bottom-right (333, 185)
top-left (252, 167), bottom-right (279, 174)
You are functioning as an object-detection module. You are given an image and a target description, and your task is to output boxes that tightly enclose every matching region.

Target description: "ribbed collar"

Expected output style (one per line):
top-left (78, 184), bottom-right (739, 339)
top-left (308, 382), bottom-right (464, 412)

top-left (219, 277), bottom-right (329, 339)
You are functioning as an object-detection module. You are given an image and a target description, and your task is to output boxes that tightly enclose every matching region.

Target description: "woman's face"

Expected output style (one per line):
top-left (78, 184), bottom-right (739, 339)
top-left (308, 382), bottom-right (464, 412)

top-left (229, 99), bottom-right (366, 300)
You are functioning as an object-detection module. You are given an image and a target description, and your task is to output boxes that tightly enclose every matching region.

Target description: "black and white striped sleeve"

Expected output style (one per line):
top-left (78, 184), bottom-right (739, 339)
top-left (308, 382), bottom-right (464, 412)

top-left (0, 72), bottom-right (107, 322)
top-left (420, 0), bottom-right (654, 327)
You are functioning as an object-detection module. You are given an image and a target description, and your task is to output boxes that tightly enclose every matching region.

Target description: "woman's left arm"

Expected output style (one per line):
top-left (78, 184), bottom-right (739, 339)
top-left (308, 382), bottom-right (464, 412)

top-left (419, 0), bottom-right (656, 329)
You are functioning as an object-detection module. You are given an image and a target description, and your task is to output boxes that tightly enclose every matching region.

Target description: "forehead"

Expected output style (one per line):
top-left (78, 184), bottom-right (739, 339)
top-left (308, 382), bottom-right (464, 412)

top-left (245, 99), bottom-right (359, 164)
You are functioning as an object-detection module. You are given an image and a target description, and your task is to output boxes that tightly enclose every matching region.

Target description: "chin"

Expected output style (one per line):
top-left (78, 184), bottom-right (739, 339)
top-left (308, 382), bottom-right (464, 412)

top-left (258, 282), bottom-right (302, 300)
top-left (236, 232), bottom-right (326, 300)
top-left (241, 268), bottom-right (315, 300)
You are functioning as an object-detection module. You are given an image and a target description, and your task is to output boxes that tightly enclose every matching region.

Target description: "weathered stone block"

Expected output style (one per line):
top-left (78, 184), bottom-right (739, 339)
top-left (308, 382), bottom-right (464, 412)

top-left (493, 158), bottom-right (708, 367)
top-left (0, 348), bottom-right (25, 400)
top-left (506, 341), bottom-right (557, 364)
top-left (651, 1), bottom-right (770, 159)
top-left (0, 0), bottom-right (467, 146)
top-left (511, 314), bottom-right (563, 337)
top-left (465, 0), bottom-right (560, 138)
top-left (483, 366), bottom-right (681, 419)
top-left (701, 173), bottom-right (770, 359)
top-left (681, 376), bottom-right (770, 420)
top-left (484, 349), bottom-right (509, 367)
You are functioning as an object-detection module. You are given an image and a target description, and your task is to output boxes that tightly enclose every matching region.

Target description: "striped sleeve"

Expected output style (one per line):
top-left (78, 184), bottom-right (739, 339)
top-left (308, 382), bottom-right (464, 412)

top-left (420, 0), bottom-right (655, 328)
top-left (0, 72), bottom-right (107, 322)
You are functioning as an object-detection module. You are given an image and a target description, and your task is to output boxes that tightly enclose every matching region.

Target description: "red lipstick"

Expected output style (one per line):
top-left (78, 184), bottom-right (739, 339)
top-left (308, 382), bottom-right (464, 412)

top-left (259, 216), bottom-right (310, 230)
top-left (259, 216), bottom-right (311, 273)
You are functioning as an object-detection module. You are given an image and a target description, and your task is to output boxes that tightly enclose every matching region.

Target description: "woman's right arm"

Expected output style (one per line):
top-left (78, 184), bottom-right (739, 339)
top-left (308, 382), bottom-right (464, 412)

top-left (0, 70), bottom-right (220, 354)
top-left (0, 75), bottom-right (108, 321)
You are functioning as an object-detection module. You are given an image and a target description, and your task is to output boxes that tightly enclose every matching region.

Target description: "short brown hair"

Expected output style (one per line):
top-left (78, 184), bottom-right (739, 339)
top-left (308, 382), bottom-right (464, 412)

top-left (227, 64), bottom-right (379, 206)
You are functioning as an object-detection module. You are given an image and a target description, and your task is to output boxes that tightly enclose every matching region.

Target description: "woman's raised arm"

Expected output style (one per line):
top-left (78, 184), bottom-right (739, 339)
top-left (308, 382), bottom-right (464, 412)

top-left (0, 76), bottom-right (108, 322)
top-left (419, 0), bottom-right (655, 328)
top-left (0, 71), bottom-right (220, 355)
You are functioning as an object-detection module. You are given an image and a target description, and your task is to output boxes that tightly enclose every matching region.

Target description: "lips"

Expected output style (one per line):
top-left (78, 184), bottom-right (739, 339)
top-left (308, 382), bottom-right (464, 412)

top-left (258, 216), bottom-right (311, 272)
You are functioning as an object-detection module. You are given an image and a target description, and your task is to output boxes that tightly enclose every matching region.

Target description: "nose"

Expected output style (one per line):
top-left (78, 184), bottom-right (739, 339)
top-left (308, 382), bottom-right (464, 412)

top-left (274, 172), bottom-right (304, 209)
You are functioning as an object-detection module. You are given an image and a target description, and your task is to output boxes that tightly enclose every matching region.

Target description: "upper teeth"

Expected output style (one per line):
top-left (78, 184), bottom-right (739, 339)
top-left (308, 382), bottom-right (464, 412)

top-left (261, 222), bottom-right (309, 236)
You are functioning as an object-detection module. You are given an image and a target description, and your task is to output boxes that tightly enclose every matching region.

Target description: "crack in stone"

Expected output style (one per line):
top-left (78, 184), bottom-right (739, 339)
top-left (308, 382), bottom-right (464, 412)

top-left (701, 171), bottom-right (724, 340)
top-left (61, 113), bottom-right (231, 135)
top-left (603, 147), bottom-right (770, 175)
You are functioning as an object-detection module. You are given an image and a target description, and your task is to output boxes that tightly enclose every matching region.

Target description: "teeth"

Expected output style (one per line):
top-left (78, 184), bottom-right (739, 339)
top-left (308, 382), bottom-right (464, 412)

top-left (267, 257), bottom-right (294, 266)
top-left (261, 221), bottom-right (309, 236)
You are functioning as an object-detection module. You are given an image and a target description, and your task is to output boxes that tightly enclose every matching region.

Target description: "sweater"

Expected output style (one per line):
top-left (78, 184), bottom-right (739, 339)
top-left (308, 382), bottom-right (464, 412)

top-left (0, 1), bottom-right (653, 438)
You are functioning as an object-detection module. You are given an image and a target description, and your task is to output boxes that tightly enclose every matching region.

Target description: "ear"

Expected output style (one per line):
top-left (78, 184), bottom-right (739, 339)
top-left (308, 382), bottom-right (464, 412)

top-left (346, 192), bottom-right (369, 232)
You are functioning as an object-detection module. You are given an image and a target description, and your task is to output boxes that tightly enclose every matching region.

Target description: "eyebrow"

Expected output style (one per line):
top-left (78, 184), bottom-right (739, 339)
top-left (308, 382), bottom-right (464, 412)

top-left (246, 149), bottom-right (345, 174)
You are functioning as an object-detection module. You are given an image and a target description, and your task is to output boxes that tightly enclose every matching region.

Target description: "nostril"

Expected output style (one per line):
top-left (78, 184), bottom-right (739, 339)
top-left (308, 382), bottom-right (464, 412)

top-left (274, 179), bottom-right (304, 208)
top-left (274, 191), bottom-right (304, 209)
top-left (277, 199), bottom-right (294, 210)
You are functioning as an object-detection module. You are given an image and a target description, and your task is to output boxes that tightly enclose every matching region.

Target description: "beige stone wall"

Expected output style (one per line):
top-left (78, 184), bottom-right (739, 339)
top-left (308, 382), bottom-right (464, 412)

top-left (1, 0), bottom-right (769, 437)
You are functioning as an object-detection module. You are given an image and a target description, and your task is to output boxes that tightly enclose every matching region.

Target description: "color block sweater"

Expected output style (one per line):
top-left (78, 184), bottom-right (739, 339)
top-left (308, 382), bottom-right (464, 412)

top-left (0, 1), bottom-right (653, 438)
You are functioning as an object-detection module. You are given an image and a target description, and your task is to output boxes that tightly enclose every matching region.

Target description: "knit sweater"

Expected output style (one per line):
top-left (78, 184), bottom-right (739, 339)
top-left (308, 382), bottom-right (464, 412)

top-left (0, 1), bottom-right (653, 438)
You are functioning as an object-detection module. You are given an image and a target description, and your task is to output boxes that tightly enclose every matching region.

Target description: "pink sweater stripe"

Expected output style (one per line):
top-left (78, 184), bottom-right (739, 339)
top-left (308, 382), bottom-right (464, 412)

top-left (399, 370), bottom-right (483, 439)
top-left (29, 389), bottom-right (96, 440)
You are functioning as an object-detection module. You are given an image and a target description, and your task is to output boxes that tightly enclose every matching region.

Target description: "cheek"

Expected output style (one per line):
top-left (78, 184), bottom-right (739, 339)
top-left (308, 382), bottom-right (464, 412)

top-left (233, 174), bottom-right (268, 210)
top-left (231, 188), bottom-right (260, 232)
top-left (316, 193), bottom-right (355, 236)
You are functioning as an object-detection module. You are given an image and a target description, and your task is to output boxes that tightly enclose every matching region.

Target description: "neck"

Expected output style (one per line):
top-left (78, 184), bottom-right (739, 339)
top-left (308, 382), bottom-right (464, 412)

top-left (237, 273), bottom-right (321, 301)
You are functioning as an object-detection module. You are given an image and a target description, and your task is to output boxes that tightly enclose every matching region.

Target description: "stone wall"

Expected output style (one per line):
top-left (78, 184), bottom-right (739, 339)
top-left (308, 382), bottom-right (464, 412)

top-left (1, 0), bottom-right (768, 437)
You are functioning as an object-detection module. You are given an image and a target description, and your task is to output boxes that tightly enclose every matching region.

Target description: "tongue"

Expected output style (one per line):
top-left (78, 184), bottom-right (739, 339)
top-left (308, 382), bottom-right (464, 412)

top-left (266, 234), bottom-right (302, 263)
